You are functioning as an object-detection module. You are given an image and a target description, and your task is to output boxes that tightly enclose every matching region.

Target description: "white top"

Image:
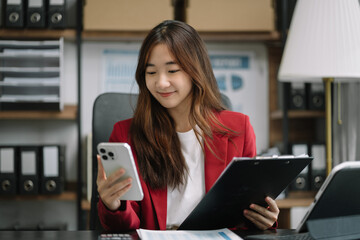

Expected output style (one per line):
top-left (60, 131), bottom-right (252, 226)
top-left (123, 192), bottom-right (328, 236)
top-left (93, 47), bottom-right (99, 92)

top-left (166, 128), bottom-right (205, 228)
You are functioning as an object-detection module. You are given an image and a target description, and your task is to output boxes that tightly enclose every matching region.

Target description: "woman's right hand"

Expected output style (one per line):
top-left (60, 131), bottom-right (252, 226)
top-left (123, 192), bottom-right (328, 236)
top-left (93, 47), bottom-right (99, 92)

top-left (96, 155), bottom-right (133, 211)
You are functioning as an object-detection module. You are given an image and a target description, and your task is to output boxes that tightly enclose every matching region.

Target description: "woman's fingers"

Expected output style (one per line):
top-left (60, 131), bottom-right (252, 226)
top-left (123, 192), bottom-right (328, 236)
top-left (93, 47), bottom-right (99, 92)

top-left (100, 179), bottom-right (132, 211)
top-left (266, 196), bottom-right (280, 215)
top-left (96, 159), bottom-right (133, 211)
top-left (97, 155), bottom-right (106, 183)
top-left (244, 209), bottom-right (269, 230)
top-left (243, 197), bottom-right (279, 230)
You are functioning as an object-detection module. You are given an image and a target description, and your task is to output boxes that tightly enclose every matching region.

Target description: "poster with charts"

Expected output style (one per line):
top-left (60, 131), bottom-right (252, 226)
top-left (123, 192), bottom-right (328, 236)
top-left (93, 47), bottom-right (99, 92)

top-left (209, 51), bottom-right (256, 115)
top-left (102, 49), bottom-right (139, 94)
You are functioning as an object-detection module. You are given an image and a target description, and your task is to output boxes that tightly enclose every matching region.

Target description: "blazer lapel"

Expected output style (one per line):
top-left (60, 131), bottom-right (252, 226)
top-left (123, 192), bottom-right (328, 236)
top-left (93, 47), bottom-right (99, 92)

top-left (204, 132), bottom-right (229, 192)
top-left (148, 185), bottom-right (167, 230)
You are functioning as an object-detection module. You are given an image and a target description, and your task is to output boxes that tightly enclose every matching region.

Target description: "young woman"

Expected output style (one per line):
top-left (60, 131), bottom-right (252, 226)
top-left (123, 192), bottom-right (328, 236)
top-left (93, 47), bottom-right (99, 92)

top-left (96, 20), bottom-right (279, 231)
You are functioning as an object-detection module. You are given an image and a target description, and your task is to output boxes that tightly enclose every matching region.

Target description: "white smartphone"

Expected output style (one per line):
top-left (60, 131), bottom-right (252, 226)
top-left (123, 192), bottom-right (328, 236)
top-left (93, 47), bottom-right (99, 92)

top-left (97, 142), bottom-right (144, 201)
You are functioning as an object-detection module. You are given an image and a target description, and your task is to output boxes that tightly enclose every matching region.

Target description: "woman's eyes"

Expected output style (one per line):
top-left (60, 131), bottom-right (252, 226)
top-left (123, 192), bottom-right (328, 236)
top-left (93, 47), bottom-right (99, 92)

top-left (146, 69), bottom-right (180, 75)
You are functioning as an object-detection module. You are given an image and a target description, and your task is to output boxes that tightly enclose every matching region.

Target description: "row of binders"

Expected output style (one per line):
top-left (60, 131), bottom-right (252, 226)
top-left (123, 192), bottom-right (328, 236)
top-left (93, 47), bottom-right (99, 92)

top-left (289, 143), bottom-right (326, 192)
top-left (0, 145), bottom-right (65, 195)
top-left (279, 82), bottom-right (325, 111)
top-left (0, 0), bottom-right (68, 29)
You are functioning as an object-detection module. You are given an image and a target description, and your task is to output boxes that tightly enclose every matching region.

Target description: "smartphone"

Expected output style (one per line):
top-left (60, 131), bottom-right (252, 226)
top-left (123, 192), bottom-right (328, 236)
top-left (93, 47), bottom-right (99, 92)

top-left (97, 142), bottom-right (144, 201)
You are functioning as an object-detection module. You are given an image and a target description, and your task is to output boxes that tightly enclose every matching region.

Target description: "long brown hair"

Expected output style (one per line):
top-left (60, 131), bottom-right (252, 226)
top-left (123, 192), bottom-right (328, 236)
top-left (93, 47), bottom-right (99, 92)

top-left (130, 20), bottom-right (234, 189)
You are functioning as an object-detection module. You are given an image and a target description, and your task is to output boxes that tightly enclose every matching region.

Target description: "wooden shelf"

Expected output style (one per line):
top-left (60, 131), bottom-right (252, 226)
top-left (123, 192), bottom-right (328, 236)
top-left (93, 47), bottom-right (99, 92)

top-left (82, 199), bottom-right (91, 211)
top-left (276, 197), bottom-right (314, 209)
top-left (199, 31), bottom-right (281, 42)
top-left (82, 30), bottom-right (281, 42)
top-left (0, 29), bottom-right (77, 40)
top-left (0, 191), bottom-right (77, 201)
top-left (82, 30), bottom-right (148, 41)
top-left (0, 104), bottom-right (77, 120)
top-left (271, 110), bottom-right (325, 120)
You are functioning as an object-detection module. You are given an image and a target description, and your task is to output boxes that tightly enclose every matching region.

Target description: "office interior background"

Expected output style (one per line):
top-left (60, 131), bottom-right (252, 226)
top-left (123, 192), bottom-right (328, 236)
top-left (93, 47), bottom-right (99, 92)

top-left (0, 0), bottom-right (359, 231)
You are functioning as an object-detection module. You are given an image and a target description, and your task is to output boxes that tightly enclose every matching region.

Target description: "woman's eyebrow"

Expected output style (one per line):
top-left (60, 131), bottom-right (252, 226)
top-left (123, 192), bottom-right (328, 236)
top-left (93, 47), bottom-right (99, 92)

top-left (146, 61), bottom-right (177, 67)
top-left (166, 61), bottom-right (177, 65)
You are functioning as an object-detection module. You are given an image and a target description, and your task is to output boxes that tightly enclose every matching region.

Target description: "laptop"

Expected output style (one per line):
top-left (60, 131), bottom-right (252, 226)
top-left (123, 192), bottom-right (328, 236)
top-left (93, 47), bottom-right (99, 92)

top-left (178, 156), bottom-right (313, 230)
top-left (245, 161), bottom-right (360, 240)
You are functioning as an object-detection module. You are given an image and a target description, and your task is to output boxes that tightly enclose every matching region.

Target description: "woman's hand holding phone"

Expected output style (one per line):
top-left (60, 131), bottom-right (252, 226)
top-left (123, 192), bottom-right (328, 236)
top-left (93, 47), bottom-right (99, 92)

top-left (96, 155), bottom-right (133, 211)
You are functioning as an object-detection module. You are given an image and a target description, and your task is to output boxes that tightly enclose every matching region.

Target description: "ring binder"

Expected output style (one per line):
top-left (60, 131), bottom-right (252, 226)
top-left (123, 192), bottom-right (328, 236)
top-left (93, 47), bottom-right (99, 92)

top-left (27, 0), bottom-right (46, 28)
top-left (48, 0), bottom-right (66, 28)
top-left (40, 145), bottom-right (64, 194)
top-left (0, 147), bottom-right (17, 195)
top-left (19, 147), bottom-right (39, 195)
top-left (5, 0), bottom-right (24, 28)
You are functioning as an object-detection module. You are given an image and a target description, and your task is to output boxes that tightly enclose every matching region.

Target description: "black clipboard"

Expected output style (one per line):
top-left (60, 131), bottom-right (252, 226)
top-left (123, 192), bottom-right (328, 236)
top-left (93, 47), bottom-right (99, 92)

top-left (178, 156), bottom-right (313, 230)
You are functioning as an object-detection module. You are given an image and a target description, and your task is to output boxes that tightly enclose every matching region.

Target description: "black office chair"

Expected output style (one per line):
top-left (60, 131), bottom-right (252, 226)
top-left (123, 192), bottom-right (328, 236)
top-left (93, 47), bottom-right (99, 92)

top-left (90, 92), bottom-right (138, 230)
top-left (89, 92), bottom-right (232, 230)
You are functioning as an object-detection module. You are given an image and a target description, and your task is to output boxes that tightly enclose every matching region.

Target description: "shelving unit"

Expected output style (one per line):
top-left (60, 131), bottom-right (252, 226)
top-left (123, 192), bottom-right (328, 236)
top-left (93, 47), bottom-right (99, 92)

top-left (0, 23), bottom-right (81, 229)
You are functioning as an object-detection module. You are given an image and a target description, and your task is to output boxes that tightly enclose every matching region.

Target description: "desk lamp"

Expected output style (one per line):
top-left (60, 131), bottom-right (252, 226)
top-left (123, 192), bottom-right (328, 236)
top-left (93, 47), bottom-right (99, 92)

top-left (278, 0), bottom-right (360, 175)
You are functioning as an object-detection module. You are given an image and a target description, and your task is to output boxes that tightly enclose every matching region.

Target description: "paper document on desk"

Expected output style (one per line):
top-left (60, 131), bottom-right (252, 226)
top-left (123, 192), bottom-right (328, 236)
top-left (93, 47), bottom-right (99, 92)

top-left (136, 228), bottom-right (243, 240)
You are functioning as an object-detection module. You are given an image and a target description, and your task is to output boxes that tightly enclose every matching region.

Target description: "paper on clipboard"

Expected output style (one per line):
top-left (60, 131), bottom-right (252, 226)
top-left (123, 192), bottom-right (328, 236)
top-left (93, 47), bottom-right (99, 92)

top-left (136, 228), bottom-right (243, 240)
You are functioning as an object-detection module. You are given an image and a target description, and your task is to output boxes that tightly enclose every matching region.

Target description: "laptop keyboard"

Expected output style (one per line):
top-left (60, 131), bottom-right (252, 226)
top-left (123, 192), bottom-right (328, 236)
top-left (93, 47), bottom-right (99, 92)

top-left (246, 232), bottom-right (314, 240)
top-left (98, 233), bottom-right (133, 240)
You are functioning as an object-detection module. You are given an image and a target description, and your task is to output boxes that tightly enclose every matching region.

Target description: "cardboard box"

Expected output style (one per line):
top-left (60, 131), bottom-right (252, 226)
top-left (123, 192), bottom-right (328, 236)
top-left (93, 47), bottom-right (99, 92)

top-left (83, 0), bottom-right (174, 31)
top-left (186, 0), bottom-right (275, 32)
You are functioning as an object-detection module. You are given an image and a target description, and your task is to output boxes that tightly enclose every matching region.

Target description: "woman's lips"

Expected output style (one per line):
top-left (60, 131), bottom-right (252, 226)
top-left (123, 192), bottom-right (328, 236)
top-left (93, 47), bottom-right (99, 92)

top-left (158, 92), bottom-right (175, 97)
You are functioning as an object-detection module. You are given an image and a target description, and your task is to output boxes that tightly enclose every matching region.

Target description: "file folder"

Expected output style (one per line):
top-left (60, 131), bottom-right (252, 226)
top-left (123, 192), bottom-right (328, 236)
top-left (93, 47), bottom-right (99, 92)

top-left (310, 144), bottom-right (326, 190)
top-left (26, 0), bottom-right (46, 28)
top-left (0, 0), bottom-right (4, 27)
top-left (290, 143), bottom-right (310, 191)
top-left (19, 147), bottom-right (39, 195)
top-left (0, 147), bottom-right (17, 195)
top-left (5, 0), bottom-right (24, 28)
top-left (306, 83), bottom-right (325, 110)
top-left (40, 145), bottom-right (64, 194)
top-left (289, 82), bottom-right (306, 110)
top-left (48, 0), bottom-right (65, 28)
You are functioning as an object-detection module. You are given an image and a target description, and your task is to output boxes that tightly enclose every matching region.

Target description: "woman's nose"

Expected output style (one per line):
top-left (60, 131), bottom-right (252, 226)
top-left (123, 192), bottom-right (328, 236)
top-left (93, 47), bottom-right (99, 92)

top-left (156, 73), bottom-right (171, 89)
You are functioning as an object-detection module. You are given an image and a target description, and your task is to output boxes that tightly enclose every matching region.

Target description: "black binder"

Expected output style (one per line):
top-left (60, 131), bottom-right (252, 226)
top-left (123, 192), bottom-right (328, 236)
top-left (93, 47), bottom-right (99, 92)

top-left (26, 0), bottom-right (46, 28)
top-left (310, 143), bottom-right (326, 190)
top-left (0, 0), bottom-right (4, 27)
top-left (39, 145), bottom-right (65, 194)
top-left (5, 0), bottom-right (24, 28)
top-left (0, 147), bottom-right (18, 195)
top-left (289, 143), bottom-right (311, 191)
top-left (306, 83), bottom-right (325, 110)
top-left (18, 147), bottom-right (39, 195)
top-left (48, 0), bottom-right (65, 28)
top-left (290, 82), bottom-right (307, 110)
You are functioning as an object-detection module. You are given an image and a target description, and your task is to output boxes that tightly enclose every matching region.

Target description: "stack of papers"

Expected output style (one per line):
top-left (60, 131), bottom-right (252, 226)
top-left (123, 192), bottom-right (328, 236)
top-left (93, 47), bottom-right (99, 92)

top-left (136, 228), bottom-right (243, 240)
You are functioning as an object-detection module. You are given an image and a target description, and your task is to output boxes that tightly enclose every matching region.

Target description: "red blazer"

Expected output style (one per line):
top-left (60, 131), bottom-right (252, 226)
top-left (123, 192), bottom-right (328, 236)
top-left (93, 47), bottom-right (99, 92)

top-left (98, 110), bottom-right (256, 231)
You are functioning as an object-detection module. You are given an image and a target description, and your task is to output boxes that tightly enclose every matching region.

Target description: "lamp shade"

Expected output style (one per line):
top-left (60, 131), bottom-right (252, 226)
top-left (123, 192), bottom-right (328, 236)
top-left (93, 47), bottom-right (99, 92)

top-left (278, 0), bottom-right (360, 82)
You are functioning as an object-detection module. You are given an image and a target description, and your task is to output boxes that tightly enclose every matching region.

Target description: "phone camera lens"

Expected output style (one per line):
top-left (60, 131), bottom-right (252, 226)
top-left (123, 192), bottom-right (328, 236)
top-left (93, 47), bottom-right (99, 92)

top-left (100, 148), bottom-right (106, 153)
top-left (108, 152), bottom-right (114, 157)
top-left (102, 155), bottom-right (108, 160)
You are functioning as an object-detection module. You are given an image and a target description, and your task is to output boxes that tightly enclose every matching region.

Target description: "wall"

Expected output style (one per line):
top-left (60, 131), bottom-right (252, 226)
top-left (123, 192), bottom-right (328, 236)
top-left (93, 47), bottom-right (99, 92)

top-left (80, 41), bottom-right (269, 153)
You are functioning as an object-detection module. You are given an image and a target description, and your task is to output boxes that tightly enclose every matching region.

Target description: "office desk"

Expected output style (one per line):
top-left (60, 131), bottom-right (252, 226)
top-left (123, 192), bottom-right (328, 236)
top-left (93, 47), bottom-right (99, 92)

top-left (0, 229), bottom-right (296, 240)
top-left (0, 230), bottom-right (101, 240)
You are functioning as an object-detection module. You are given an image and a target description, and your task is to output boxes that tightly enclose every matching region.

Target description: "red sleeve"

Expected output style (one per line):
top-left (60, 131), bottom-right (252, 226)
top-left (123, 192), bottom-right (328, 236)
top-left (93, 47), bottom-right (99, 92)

top-left (242, 115), bottom-right (257, 158)
top-left (97, 120), bottom-right (141, 231)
